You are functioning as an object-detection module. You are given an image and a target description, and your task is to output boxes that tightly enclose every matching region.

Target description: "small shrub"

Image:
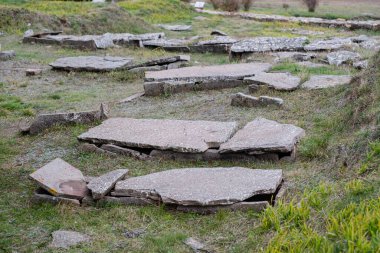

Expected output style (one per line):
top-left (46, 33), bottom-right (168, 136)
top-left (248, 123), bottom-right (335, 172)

top-left (303, 0), bottom-right (318, 12)
top-left (241, 0), bottom-right (254, 11)
top-left (220, 0), bottom-right (240, 12)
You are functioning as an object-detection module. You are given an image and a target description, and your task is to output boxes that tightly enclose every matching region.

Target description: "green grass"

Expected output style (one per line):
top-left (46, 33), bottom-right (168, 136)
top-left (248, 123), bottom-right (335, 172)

top-left (0, 94), bottom-right (34, 117)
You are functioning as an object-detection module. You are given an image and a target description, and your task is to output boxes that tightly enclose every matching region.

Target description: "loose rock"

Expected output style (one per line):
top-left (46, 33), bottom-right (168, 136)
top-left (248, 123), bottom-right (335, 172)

top-left (353, 60), bottom-right (368, 69)
top-left (184, 237), bottom-right (209, 253)
top-left (326, 50), bottom-right (361, 66)
top-left (26, 68), bottom-right (43, 76)
top-left (87, 169), bottom-right (129, 199)
top-left (50, 230), bottom-right (90, 249)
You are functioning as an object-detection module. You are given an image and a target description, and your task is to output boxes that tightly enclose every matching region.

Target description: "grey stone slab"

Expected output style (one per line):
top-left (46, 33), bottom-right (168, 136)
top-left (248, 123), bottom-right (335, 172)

top-left (50, 230), bottom-right (90, 249)
top-left (29, 158), bottom-right (88, 200)
top-left (231, 93), bottom-right (260, 107)
top-left (114, 167), bottom-right (283, 206)
top-left (145, 63), bottom-right (272, 82)
top-left (0, 50), bottom-right (15, 61)
top-left (191, 36), bottom-right (238, 53)
top-left (32, 188), bottom-right (80, 206)
top-left (304, 38), bottom-right (353, 51)
top-left (177, 201), bottom-right (269, 214)
top-left (143, 39), bottom-right (191, 51)
top-left (302, 75), bottom-right (352, 89)
top-left (101, 144), bottom-right (150, 160)
top-left (259, 96), bottom-right (284, 106)
top-left (50, 56), bottom-right (134, 72)
top-left (326, 50), bottom-right (361, 66)
top-left (219, 118), bottom-right (305, 154)
top-left (359, 39), bottom-right (380, 50)
top-left (157, 24), bottom-right (192, 31)
top-left (129, 65), bottom-right (167, 73)
top-left (270, 52), bottom-right (317, 62)
top-left (78, 118), bottom-right (238, 153)
top-left (244, 72), bottom-right (301, 91)
top-left (118, 92), bottom-right (145, 103)
top-left (87, 169), bottom-right (129, 199)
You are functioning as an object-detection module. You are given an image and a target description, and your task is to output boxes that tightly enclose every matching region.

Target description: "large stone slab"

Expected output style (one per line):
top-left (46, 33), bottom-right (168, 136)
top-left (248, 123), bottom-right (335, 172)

top-left (50, 56), bottom-right (133, 72)
top-left (219, 118), bottom-right (305, 154)
top-left (326, 50), bottom-right (361, 66)
top-left (78, 118), bottom-right (238, 153)
top-left (87, 169), bottom-right (129, 199)
top-left (114, 167), bottom-right (283, 206)
top-left (244, 72), bottom-right (301, 91)
top-left (191, 36), bottom-right (238, 53)
top-left (143, 39), bottom-right (191, 52)
top-left (29, 158), bottom-right (88, 199)
top-left (302, 75), bottom-right (352, 89)
top-left (304, 38), bottom-right (353, 51)
top-left (50, 230), bottom-right (90, 249)
top-left (145, 63), bottom-right (272, 82)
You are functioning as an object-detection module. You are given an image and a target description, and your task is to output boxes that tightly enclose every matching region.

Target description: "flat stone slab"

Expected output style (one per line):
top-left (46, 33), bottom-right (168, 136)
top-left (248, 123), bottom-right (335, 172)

top-left (326, 50), bottom-right (361, 66)
top-left (32, 188), bottom-right (80, 206)
top-left (114, 167), bottom-right (283, 206)
top-left (145, 63), bottom-right (272, 82)
top-left (231, 93), bottom-right (283, 107)
top-left (157, 24), bottom-right (192, 31)
top-left (143, 39), bottom-right (191, 51)
top-left (219, 118), bottom-right (305, 154)
top-left (244, 72), bottom-right (301, 91)
top-left (50, 56), bottom-right (133, 72)
top-left (78, 118), bottom-right (238, 153)
top-left (304, 38), bottom-right (353, 51)
top-left (50, 230), bottom-right (90, 249)
top-left (29, 158), bottom-right (88, 199)
top-left (230, 37), bottom-right (307, 54)
top-left (87, 169), bottom-right (129, 199)
top-left (302, 75), bottom-right (352, 89)
top-left (128, 55), bottom-right (190, 70)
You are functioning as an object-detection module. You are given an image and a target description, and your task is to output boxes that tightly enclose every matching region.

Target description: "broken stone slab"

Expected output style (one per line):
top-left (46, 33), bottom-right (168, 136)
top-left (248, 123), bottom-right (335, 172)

top-left (191, 36), bottom-right (238, 53)
top-left (78, 118), bottom-right (238, 153)
top-left (302, 75), bottom-right (352, 89)
top-left (184, 238), bottom-right (209, 253)
top-left (270, 52), bottom-right (317, 62)
top-left (101, 196), bottom-right (157, 206)
top-left (211, 30), bottom-right (227, 36)
top-left (100, 144), bottom-right (150, 160)
top-left (32, 188), bottom-right (81, 206)
top-left (143, 39), bottom-right (191, 52)
top-left (114, 167), bottom-right (283, 206)
top-left (118, 92), bottom-right (145, 104)
top-left (0, 50), bottom-right (15, 61)
top-left (87, 169), bottom-right (129, 200)
top-left (23, 104), bottom-right (108, 135)
top-left (29, 158), bottom-right (88, 200)
top-left (128, 55), bottom-right (190, 70)
top-left (304, 38), bottom-right (353, 51)
top-left (353, 60), bottom-right (368, 69)
top-left (145, 62), bottom-right (272, 83)
top-left (177, 201), bottom-right (269, 214)
top-left (231, 93), bottom-right (283, 108)
top-left (244, 72), bottom-right (301, 91)
top-left (230, 37), bottom-right (307, 59)
top-left (157, 24), bottom-right (192, 31)
top-left (359, 39), bottom-right (380, 50)
top-left (50, 56), bottom-right (134, 72)
top-left (326, 50), bottom-right (361, 66)
top-left (25, 68), bottom-right (43, 76)
top-left (219, 118), bottom-right (305, 154)
top-left (50, 230), bottom-right (90, 249)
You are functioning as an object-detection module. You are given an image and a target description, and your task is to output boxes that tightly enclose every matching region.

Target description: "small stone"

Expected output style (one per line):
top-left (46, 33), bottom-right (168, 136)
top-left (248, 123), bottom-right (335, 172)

top-left (326, 50), bottom-right (361, 66)
top-left (23, 29), bottom-right (34, 38)
top-left (124, 228), bottom-right (145, 239)
top-left (231, 93), bottom-right (260, 107)
top-left (211, 30), bottom-right (227, 36)
top-left (50, 230), bottom-right (90, 249)
top-left (259, 96), bottom-right (284, 106)
top-left (87, 169), bottom-right (129, 200)
top-left (302, 75), bottom-right (352, 89)
top-left (248, 84), bottom-right (260, 93)
top-left (0, 50), bottom-right (15, 61)
top-left (184, 238), bottom-right (208, 253)
top-left (194, 2), bottom-right (205, 9)
top-left (353, 60), bottom-right (368, 69)
top-left (26, 68), bottom-right (43, 76)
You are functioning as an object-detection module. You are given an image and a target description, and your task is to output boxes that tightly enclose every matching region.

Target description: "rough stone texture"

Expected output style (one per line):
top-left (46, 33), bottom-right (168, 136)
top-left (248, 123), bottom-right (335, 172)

top-left (167, 61), bottom-right (189, 69)
top-left (145, 63), bottom-right (272, 82)
top-left (191, 36), bottom-right (238, 53)
top-left (50, 56), bottom-right (133, 72)
top-left (157, 24), bottom-right (192, 31)
top-left (353, 60), bottom-right (368, 69)
top-left (78, 118), bottom-right (238, 153)
top-left (124, 228), bottom-right (146, 239)
top-left (326, 50), bottom-right (361, 66)
top-left (101, 144), bottom-right (150, 160)
top-left (270, 52), bottom-right (317, 62)
top-left (288, 28), bottom-right (324, 36)
top-left (87, 169), bottom-right (129, 199)
top-left (129, 65), bottom-right (166, 73)
top-left (231, 93), bottom-right (260, 107)
top-left (114, 167), bottom-right (283, 206)
top-left (259, 96), bottom-right (284, 106)
top-left (143, 39), bottom-right (191, 52)
top-left (128, 55), bottom-right (190, 70)
top-left (0, 50), bottom-right (15, 61)
top-left (50, 230), bottom-right (90, 249)
top-left (302, 75), bottom-right (352, 89)
top-left (359, 39), bottom-right (380, 50)
top-left (32, 188), bottom-right (80, 206)
top-left (118, 92), bottom-right (145, 103)
top-left (244, 72), bottom-right (301, 91)
top-left (177, 201), bottom-right (269, 214)
top-left (304, 38), bottom-right (353, 51)
top-left (211, 30), bottom-right (227, 36)
top-left (219, 118), bottom-right (305, 154)
top-left (184, 238), bottom-right (208, 253)
top-left (29, 158), bottom-right (88, 200)
top-left (26, 68), bottom-right (43, 76)
top-left (24, 104), bottom-right (108, 135)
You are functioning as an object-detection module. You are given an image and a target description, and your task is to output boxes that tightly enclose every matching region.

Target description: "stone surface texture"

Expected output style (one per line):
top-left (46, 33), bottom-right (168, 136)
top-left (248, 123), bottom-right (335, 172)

top-left (50, 230), bottom-right (90, 249)
top-left (244, 72), bottom-right (301, 91)
top-left (50, 56), bottom-right (133, 72)
top-left (157, 24), bottom-right (192, 31)
top-left (87, 169), bottom-right (129, 199)
top-left (304, 38), bottom-right (353, 51)
top-left (219, 118), bottom-right (305, 154)
top-left (302, 75), bottom-right (352, 89)
top-left (114, 167), bottom-right (283, 206)
top-left (326, 50), bottom-right (361, 66)
top-left (230, 37), bottom-right (307, 53)
top-left (78, 118), bottom-right (238, 153)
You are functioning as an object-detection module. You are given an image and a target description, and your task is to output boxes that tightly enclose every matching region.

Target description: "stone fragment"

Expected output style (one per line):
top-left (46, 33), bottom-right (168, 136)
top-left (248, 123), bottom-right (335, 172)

top-left (304, 38), bottom-right (353, 51)
top-left (167, 61), bottom-right (189, 69)
top-left (302, 75), bottom-right (352, 89)
top-left (292, 53), bottom-right (317, 61)
top-left (211, 30), bottom-right (227, 36)
top-left (359, 39), bottom-right (380, 50)
top-left (184, 238), bottom-right (209, 253)
top-left (244, 72), bottom-right (301, 91)
top-left (353, 60), bottom-right (368, 69)
top-left (0, 50), bottom-right (15, 61)
top-left (114, 167), bottom-right (283, 206)
top-left (270, 52), bottom-right (316, 62)
top-left (231, 93), bottom-right (283, 108)
top-left (24, 104), bottom-right (108, 135)
top-left (78, 143), bottom-right (117, 157)
top-left (50, 230), bottom-right (90, 249)
top-left (219, 118), bottom-right (305, 154)
top-left (78, 118), bottom-right (238, 153)
top-left (326, 50), bottom-right (361, 66)
top-left (124, 228), bottom-right (145, 239)
top-left (23, 29), bottom-right (34, 38)
top-left (118, 92), bottom-right (145, 104)
top-left (177, 201), bottom-right (269, 214)
top-left (87, 169), bottom-right (129, 199)
top-left (100, 144), bottom-right (150, 160)
top-left (25, 68), bottom-right (43, 76)
top-left (157, 24), bottom-right (192, 31)
top-left (29, 158), bottom-right (88, 200)
top-left (32, 188), bottom-right (80, 206)
top-left (259, 96), bottom-right (284, 106)
top-left (50, 56), bottom-right (133, 72)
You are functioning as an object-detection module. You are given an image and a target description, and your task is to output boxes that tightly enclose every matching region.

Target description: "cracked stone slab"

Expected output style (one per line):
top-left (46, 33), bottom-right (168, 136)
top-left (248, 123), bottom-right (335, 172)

top-left (50, 230), bottom-right (90, 249)
top-left (302, 75), bottom-right (352, 89)
top-left (326, 50), bottom-right (361, 66)
top-left (50, 56), bottom-right (134, 72)
top-left (157, 24), bottom-right (192, 31)
top-left (78, 118), bottom-right (238, 153)
top-left (87, 169), bottom-right (129, 199)
top-left (244, 72), bottom-right (301, 91)
top-left (114, 167), bottom-right (283, 206)
top-left (29, 158), bottom-right (88, 199)
top-left (219, 118), bottom-right (305, 154)
top-left (145, 63), bottom-right (272, 82)
top-left (304, 38), bottom-right (353, 51)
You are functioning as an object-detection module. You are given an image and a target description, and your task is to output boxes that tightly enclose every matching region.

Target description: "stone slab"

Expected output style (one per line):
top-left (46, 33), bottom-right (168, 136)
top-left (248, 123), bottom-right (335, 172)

top-left (118, 92), bottom-right (145, 103)
top-left (219, 118), bottom-right (305, 154)
top-left (145, 63), bottom-right (272, 82)
top-left (87, 169), bottom-right (129, 199)
top-left (244, 72), bottom-right (301, 91)
top-left (304, 38), bottom-right (353, 51)
top-left (50, 230), bottom-right (90, 249)
top-left (302, 75), bottom-right (352, 89)
top-left (101, 144), bottom-right (150, 160)
top-left (50, 56), bottom-right (134, 72)
top-left (157, 24), bottom-right (192, 31)
top-left (143, 39), bottom-right (191, 52)
top-left (29, 158), bottom-right (88, 200)
top-left (128, 55), bottom-right (190, 69)
top-left (114, 167), bottom-right (283, 206)
top-left (78, 118), bottom-right (238, 153)
top-left (326, 50), bottom-right (361, 66)
top-left (32, 188), bottom-right (80, 206)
